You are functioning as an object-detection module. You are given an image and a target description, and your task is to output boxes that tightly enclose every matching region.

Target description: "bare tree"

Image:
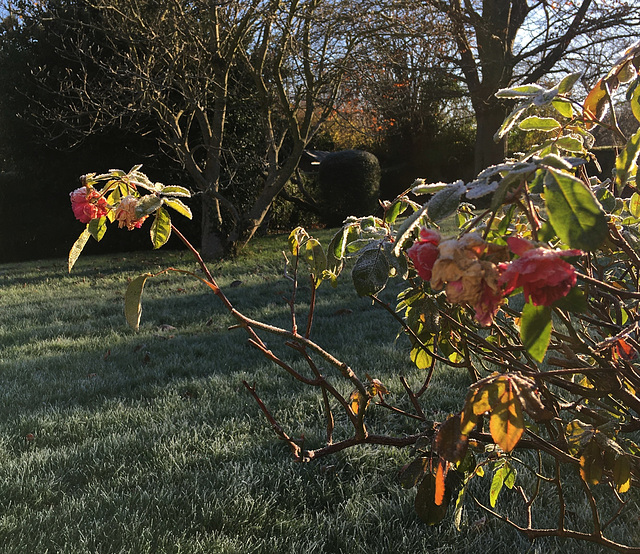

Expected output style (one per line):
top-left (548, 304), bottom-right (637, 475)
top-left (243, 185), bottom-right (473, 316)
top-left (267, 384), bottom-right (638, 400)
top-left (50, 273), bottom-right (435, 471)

top-left (10, 0), bottom-right (355, 258)
top-left (404, 0), bottom-right (640, 172)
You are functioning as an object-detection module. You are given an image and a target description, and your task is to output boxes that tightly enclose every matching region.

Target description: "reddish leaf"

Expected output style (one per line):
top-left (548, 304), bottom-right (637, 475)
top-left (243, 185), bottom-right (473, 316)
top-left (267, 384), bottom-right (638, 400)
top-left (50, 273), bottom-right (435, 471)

top-left (511, 374), bottom-right (553, 422)
top-left (434, 458), bottom-right (448, 506)
top-left (398, 457), bottom-right (429, 489)
top-left (434, 414), bottom-right (469, 463)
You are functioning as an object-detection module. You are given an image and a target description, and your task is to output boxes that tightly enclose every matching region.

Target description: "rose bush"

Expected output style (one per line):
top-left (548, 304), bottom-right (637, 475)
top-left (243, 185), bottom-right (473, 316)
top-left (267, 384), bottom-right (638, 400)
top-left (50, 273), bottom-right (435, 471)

top-left (69, 42), bottom-right (640, 552)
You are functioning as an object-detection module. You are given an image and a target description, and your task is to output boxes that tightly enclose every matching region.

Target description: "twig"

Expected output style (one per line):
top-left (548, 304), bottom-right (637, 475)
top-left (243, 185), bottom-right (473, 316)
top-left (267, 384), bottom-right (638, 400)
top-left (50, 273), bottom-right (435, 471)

top-left (242, 381), bottom-right (302, 460)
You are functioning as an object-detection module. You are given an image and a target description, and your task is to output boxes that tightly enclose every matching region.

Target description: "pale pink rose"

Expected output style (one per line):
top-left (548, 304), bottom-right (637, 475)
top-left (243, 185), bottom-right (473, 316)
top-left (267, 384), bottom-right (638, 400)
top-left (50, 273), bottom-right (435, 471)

top-left (430, 233), bottom-right (505, 326)
top-left (500, 237), bottom-right (583, 307)
top-left (407, 228), bottom-right (441, 281)
top-left (70, 186), bottom-right (109, 223)
top-left (115, 195), bottom-right (148, 230)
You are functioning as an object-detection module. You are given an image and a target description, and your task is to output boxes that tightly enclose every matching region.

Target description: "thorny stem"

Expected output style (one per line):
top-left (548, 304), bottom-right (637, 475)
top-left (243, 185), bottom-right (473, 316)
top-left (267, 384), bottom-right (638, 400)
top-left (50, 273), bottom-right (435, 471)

top-left (578, 272), bottom-right (640, 299)
top-left (171, 224), bottom-right (368, 438)
top-left (369, 295), bottom-right (466, 368)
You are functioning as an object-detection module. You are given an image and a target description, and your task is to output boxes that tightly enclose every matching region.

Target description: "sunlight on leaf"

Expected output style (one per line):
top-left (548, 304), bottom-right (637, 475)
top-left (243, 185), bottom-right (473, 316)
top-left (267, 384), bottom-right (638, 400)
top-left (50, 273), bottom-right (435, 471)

top-left (520, 302), bottom-right (552, 362)
top-left (68, 228), bottom-right (91, 273)
top-left (125, 273), bottom-right (152, 331)
top-left (489, 379), bottom-right (525, 453)
top-left (151, 207), bottom-right (172, 249)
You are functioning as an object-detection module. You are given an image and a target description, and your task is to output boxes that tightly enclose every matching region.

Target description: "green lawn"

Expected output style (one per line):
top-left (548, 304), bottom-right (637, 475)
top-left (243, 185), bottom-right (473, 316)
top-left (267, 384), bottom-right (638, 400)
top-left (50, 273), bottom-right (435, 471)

top-left (0, 231), bottom-right (637, 553)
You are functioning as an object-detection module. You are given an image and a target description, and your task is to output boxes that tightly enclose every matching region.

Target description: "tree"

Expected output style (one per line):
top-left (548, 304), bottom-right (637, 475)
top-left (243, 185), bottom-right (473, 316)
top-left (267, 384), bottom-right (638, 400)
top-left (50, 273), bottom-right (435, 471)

top-left (421, 0), bottom-right (640, 172)
top-left (6, 0), bottom-right (355, 258)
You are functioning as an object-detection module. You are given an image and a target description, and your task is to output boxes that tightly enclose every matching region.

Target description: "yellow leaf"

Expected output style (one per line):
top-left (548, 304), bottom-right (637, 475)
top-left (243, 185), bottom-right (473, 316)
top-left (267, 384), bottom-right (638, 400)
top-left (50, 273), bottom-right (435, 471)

top-left (366, 375), bottom-right (389, 396)
top-left (349, 390), bottom-right (368, 416)
top-left (488, 379), bottom-right (525, 453)
top-left (613, 455), bottom-right (631, 493)
top-left (579, 439), bottom-right (603, 485)
top-left (583, 78), bottom-right (609, 129)
top-left (471, 386), bottom-right (494, 415)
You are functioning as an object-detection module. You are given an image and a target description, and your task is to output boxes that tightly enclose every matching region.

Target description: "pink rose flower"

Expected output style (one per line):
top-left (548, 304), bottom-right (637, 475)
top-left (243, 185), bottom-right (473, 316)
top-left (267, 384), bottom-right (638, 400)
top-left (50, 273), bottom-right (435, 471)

top-left (407, 227), bottom-right (441, 281)
top-left (115, 195), bottom-right (148, 230)
top-left (499, 237), bottom-right (583, 307)
top-left (70, 186), bottom-right (110, 223)
top-left (430, 233), bottom-right (505, 326)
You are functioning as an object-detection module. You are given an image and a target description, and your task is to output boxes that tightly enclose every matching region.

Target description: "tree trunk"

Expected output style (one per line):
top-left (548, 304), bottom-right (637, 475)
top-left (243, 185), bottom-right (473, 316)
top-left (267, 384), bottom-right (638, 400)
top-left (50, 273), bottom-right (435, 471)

top-left (473, 101), bottom-right (508, 173)
top-left (200, 192), bottom-right (227, 260)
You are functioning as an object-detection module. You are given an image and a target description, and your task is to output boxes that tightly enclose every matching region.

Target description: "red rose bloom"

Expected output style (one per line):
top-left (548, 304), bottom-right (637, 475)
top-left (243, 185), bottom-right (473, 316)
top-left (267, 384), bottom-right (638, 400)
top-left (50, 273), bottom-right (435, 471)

top-left (407, 228), bottom-right (441, 281)
top-left (500, 237), bottom-right (583, 307)
top-left (70, 186), bottom-right (110, 224)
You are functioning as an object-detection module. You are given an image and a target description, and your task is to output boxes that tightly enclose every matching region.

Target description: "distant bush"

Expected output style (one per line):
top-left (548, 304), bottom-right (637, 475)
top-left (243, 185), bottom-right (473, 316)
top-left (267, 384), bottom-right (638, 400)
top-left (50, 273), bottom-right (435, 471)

top-left (318, 149), bottom-right (381, 226)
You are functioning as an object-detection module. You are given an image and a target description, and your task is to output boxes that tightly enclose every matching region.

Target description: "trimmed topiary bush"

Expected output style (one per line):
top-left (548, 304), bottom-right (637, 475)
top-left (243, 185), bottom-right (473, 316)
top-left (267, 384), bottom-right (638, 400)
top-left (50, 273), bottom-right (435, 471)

top-left (318, 149), bottom-right (381, 226)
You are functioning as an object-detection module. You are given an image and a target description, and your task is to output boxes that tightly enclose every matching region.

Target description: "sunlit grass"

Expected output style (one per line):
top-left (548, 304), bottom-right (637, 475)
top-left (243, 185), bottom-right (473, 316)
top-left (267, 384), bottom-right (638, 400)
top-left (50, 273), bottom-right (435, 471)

top-left (0, 231), bottom-right (638, 553)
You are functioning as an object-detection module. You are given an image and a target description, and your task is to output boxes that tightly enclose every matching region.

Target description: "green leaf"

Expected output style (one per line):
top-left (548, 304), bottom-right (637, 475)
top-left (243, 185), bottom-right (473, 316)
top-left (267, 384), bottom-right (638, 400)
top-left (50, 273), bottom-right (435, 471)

top-left (544, 169), bottom-right (608, 251)
top-left (580, 439), bottom-right (603, 484)
top-left (289, 226), bottom-right (309, 257)
top-left (553, 287), bottom-right (587, 313)
top-left (163, 198), bottom-right (192, 219)
top-left (393, 202), bottom-right (430, 256)
top-left (555, 136), bottom-right (584, 153)
top-left (596, 187), bottom-right (616, 213)
top-left (631, 193), bottom-right (640, 217)
top-left (384, 199), bottom-right (406, 224)
top-left (613, 455), bottom-right (631, 493)
top-left (125, 273), bottom-right (152, 331)
top-left (520, 302), bottom-right (552, 362)
top-left (552, 99), bottom-right (574, 118)
top-left (519, 116), bottom-right (562, 132)
top-left (412, 182), bottom-right (449, 195)
top-left (410, 334), bottom-right (434, 370)
top-left (351, 247), bottom-right (390, 297)
top-left (415, 472), bottom-right (449, 526)
top-left (494, 101), bottom-right (531, 141)
top-left (135, 194), bottom-right (163, 218)
top-left (150, 207), bottom-right (172, 249)
top-left (630, 81), bottom-right (640, 124)
top-left (566, 420), bottom-right (596, 454)
top-left (539, 154), bottom-right (573, 171)
top-left (489, 462), bottom-right (517, 508)
top-left (88, 217), bottom-right (107, 242)
top-left (427, 182), bottom-right (464, 221)
top-left (161, 185), bottom-right (191, 197)
top-left (495, 84), bottom-right (545, 98)
top-left (304, 238), bottom-right (327, 287)
top-left (558, 71), bottom-right (582, 94)
top-left (68, 228), bottom-right (91, 273)
top-left (326, 224), bottom-right (357, 274)
top-left (615, 127), bottom-right (640, 192)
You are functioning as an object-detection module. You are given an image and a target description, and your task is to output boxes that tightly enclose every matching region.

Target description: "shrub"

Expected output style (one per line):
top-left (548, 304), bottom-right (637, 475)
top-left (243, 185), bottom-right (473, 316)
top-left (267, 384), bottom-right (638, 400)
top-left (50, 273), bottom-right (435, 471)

top-left (317, 149), bottom-right (381, 226)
